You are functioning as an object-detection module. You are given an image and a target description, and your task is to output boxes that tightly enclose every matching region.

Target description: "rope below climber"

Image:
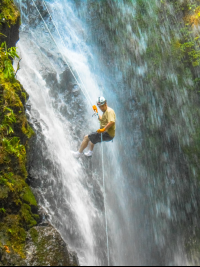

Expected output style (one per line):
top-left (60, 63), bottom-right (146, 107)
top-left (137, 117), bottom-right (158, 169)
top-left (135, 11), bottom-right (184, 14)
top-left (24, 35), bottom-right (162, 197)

top-left (72, 96), bottom-right (116, 158)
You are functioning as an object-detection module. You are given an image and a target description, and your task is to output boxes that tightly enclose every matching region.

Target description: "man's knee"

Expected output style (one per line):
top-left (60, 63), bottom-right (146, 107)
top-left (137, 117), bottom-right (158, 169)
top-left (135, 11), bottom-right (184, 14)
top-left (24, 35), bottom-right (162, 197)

top-left (84, 135), bottom-right (89, 141)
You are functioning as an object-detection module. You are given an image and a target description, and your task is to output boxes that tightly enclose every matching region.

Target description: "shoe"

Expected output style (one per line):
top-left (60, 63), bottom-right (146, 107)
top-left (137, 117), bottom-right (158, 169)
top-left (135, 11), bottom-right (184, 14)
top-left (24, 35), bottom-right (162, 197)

top-left (71, 151), bottom-right (82, 159)
top-left (84, 151), bottom-right (93, 157)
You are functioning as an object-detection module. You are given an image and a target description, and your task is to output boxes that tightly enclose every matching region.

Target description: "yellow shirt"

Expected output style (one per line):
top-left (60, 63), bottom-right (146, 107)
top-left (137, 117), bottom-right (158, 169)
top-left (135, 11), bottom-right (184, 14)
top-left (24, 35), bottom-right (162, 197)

top-left (100, 107), bottom-right (116, 138)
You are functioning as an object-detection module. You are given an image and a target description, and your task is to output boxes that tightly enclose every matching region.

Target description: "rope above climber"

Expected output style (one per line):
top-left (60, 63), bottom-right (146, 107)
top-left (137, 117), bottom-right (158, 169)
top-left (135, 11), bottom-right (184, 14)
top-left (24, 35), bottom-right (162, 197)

top-left (72, 97), bottom-right (116, 158)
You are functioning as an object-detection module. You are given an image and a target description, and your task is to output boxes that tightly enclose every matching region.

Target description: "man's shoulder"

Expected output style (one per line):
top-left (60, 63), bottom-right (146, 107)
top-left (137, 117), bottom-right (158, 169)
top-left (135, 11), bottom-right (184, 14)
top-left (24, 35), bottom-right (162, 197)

top-left (107, 107), bottom-right (115, 114)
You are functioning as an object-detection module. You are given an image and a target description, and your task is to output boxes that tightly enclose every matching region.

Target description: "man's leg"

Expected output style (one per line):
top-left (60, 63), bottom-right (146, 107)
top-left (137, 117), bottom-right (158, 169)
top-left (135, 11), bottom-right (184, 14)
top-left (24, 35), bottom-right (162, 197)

top-left (72, 133), bottom-right (97, 158)
top-left (79, 135), bottom-right (90, 153)
top-left (88, 141), bottom-right (95, 151)
top-left (84, 141), bottom-right (95, 157)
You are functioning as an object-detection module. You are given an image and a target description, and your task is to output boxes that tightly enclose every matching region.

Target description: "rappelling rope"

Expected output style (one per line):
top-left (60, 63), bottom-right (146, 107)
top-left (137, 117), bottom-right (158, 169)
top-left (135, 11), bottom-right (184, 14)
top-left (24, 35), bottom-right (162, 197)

top-left (42, 0), bottom-right (84, 63)
top-left (31, 0), bottom-right (93, 107)
top-left (42, 0), bottom-right (93, 107)
top-left (42, 1), bottom-right (65, 47)
top-left (101, 134), bottom-right (110, 266)
top-left (30, 1), bottom-right (110, 265)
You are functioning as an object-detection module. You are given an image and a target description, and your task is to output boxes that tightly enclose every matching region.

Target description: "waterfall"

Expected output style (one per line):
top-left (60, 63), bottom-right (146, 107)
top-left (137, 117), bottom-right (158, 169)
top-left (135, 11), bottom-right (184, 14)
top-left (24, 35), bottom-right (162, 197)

top-left (14, 0), bottom-right (130, 265)
top-left (13, 0), bottom-right (200, 266)
top-left (14, 1), bottom-right (104, 265)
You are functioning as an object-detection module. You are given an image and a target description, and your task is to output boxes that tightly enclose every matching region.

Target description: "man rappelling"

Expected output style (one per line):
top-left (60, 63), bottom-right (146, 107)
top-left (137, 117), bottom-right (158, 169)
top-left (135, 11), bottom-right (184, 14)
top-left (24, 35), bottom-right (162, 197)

top-left (72, 97), bottom-right (116, 158)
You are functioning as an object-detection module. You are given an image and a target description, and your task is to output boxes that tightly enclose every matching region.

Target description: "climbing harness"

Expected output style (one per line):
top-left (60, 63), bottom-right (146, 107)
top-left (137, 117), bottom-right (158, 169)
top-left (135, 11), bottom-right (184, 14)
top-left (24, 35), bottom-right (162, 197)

top-left (30, 1), bottom-right (110, 265)
top-left (101, 133), bottom-right (110, 266)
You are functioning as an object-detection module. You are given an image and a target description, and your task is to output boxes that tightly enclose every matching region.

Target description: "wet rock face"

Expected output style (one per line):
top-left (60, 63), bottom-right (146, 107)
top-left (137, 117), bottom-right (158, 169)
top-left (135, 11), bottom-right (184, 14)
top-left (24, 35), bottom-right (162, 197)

top-left (0, 204), bottom-right (79, 266)
top-left (0, 224), bottom-right (79, 266)
top-left (0, 18), bottom-right (20, 49)
top-left (25, 226), bottom-right (79, 266)
top-left (0, 205), bottom-right (78, 266)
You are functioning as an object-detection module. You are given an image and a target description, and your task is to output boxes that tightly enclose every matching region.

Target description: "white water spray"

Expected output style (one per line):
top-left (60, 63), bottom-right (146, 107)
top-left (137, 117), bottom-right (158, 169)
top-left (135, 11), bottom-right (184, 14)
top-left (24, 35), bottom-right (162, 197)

top-left (31, 2), bottom-right (111, 265)
top-left (14, 0), bottom-right (114, 265)
top-left (31, 0), bottom-right (93, 106)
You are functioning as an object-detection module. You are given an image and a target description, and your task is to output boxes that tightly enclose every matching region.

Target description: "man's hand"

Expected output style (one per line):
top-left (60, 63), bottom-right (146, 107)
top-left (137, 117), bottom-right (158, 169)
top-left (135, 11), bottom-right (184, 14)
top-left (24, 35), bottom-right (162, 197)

top-left (97, 128), bottom-right (106, 134)
top-left (93, 105), bottom-right (98, 113)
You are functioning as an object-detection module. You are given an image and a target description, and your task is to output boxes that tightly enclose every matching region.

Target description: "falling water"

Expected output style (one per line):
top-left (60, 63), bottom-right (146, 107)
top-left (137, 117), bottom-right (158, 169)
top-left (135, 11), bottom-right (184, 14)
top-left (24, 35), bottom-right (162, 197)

top-left (13, 0), bottom-right (200, 266)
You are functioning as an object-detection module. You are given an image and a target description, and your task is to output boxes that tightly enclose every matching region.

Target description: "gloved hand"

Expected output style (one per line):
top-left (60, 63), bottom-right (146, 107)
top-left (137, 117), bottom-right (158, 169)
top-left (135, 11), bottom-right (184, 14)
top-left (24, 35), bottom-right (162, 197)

top-left (97, 128), bottom-right (106, 134)
top-left (93, 105), bottom-right (98, 113)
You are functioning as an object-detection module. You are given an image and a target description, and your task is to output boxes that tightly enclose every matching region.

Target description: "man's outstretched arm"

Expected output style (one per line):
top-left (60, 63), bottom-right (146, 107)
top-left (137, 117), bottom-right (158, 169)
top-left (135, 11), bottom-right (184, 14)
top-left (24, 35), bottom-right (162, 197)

top-left (93, 105), bottom-right (102, 120)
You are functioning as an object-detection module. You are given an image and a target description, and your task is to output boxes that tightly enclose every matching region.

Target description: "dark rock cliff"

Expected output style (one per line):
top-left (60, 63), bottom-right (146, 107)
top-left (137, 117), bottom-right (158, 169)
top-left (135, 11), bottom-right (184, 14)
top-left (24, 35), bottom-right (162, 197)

top-left (0, 18), bottom-right (20, 49)
top-left (0, 0), bottom-right (20, 48)
top-left (0, 1), bottom-right (79, 266)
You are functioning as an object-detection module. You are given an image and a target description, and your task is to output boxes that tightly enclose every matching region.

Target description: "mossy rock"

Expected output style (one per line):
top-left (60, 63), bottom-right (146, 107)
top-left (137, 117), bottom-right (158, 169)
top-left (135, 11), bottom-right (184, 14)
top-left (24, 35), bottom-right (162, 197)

top-left (0, 0), bottom-right (20, 26)
top-left (20, 204), bottom-right (37, 228)
top-left (0, 214), bottom-right (27, 257)
top-left (0, 0), bottom-right (38, 261)
top-left (0, 1), bottom-right (80, 266)
top-left (0, 0), bottom-right (20, 49)
top-left (0, 225), bottom-right (79, 266)
top-left (21, 187), bottom-right (37, 207)
top-left (25, 226), bottom-right (79, 266)
top-left (0, 186), bottom-right (9, 200)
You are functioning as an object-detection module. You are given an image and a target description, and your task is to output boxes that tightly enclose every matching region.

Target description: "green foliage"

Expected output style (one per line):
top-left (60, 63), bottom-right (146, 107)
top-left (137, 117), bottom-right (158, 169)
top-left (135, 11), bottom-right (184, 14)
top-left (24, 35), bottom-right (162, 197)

top-left (2, 137), bottom-right (26, 159)
top-left (0, 42), bottom-right (20, 80)
top-left (20, 204), bottom-right (37, 229)
top-left (0, 1), bottom-right (37, 259)
top-left (0, 172), bottom-right (14, 187)
top-left (0, 0), bottom-right (20, 26)
top-left (170, 4), bottom-right (200, 67)
top-left (30, 228), bottom-right (39, 243)
top-left (0, 214), bottom-right (27, 257)
top-left (0, 208), bottom-right (6, 213)
top-left (1, 137), bottom-right (27, 177)
top-left (22, 122), bottom-right (35, 139)
top-left (0, 107), bottom-right (16, 135)
top-left (22, 187), bottom-right (37, 207)
top-left (0, 33), bottom-right (6, 37)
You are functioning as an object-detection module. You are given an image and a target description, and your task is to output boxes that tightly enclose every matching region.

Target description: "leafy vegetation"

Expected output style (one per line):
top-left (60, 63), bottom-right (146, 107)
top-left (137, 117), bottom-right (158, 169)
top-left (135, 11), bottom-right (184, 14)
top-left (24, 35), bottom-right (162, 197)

top-left (172, 3), bottom-right (200, 67)
top-left (0, 0), bottom-right (38, 259)
top-left (0, 0), bottom-right (20, 26)
top-left (0, 42), bottom-right (19, 80)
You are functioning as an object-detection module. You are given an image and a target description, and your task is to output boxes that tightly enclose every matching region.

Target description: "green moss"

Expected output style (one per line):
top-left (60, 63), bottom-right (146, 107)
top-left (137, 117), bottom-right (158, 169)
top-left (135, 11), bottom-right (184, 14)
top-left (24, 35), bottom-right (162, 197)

top-left (0, 214), bottom-right (27, 257)
top-left (0, 186), bottom-right (10, 199)
top-left (0, 0), bottom-right (20, 27)
top-left (30, 228), bottom-right (39, 243)
top-left (22, 187), bottom-right (37, 207)
top-left (20, 204), bottom-right (37, 229)
top-left (29, 229), bottom-right (51, 265)
top-left (22, 123), bottom-right (35, 139)
top-left (0, 208), bottom-right (6, 216)
top-left (0, 0), bottom-right (39, 261)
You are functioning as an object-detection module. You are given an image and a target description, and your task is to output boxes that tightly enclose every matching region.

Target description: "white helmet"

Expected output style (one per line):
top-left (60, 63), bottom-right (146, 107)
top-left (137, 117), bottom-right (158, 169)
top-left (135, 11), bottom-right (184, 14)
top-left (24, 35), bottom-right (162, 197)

top-left (97, 96), bottom-right (107, 106)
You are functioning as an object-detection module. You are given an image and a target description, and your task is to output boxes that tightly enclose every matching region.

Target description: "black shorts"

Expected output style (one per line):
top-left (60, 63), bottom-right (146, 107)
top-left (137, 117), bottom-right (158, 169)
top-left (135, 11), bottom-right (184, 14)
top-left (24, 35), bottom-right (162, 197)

top-left (88, 132), bottom-right (114, 145)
